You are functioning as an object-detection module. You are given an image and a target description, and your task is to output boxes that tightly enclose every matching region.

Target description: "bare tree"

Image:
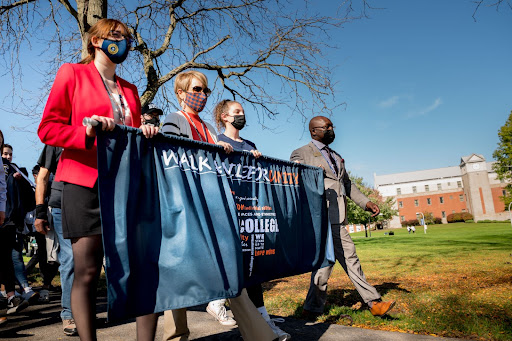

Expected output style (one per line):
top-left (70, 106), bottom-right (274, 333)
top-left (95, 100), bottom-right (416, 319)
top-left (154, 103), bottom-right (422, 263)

top-left (1, 0), bottom-right (372, 124)
top-left (472, 0), bottom-right (511, 20)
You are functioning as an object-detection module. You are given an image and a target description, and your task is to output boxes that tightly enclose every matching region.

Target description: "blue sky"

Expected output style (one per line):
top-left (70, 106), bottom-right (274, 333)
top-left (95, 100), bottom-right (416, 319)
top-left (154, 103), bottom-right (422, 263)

top-left (1, 1), bottom-right (510, 186)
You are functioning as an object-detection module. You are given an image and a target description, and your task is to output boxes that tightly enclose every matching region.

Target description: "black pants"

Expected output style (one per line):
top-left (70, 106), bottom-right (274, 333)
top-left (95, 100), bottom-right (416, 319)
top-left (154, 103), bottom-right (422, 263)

top-left (0, 225), bottom-right (16, 293)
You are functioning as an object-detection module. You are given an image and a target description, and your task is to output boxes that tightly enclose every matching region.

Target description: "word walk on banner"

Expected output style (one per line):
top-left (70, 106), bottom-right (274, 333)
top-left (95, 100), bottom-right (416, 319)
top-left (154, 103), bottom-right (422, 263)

top-left (96, 126), bottom-right (330, 320)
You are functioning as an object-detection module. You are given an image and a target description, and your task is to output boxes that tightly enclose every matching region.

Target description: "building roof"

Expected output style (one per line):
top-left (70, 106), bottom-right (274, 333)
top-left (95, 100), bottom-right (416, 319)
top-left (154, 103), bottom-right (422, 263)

top-left (375, 159), bottom-right (497, 187)
top-left (374, 166), bottom-right (461, 186)
top-left (460, 153), bottom-right (485, 166)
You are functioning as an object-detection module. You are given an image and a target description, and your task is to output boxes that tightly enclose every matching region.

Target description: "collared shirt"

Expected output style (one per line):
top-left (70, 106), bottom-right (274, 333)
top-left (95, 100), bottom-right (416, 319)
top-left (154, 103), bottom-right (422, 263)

top-left (0, 157), bottom-right (6, 212)
top-left (311, 139), bottom-right (340, 176)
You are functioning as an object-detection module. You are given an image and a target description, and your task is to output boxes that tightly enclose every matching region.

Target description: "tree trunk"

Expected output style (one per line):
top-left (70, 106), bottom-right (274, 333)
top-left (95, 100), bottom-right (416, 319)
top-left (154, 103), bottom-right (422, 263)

top-left (76, 0), bottom-right (108, 59)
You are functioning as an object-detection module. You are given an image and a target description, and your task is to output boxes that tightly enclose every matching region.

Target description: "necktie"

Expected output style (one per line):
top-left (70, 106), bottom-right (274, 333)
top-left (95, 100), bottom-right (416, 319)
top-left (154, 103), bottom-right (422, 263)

top-left (324, 146), bottom-right (339, 175)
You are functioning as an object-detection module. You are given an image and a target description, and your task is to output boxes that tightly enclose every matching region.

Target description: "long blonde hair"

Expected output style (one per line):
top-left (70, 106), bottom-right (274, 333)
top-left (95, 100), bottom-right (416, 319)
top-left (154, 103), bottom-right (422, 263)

top-left (79, 19), bottom-right (132, 64)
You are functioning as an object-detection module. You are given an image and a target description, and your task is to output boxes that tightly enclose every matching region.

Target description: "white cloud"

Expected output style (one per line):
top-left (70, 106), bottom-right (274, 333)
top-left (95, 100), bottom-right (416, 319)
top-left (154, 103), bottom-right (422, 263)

top-left (406, 97), bottom-right (442, 118)
top-left (379, 96), bottom-right (400, 108)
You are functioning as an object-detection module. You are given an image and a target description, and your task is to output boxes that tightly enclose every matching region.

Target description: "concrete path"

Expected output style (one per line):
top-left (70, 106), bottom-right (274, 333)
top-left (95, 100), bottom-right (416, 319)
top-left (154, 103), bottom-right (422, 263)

top-left (0, 292), bottom-right (465, 341)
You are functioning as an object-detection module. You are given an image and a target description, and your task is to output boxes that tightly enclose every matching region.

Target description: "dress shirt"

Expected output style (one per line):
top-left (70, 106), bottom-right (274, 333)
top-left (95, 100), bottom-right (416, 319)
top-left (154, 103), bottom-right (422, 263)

top-left (311, 139), bottom-right (340, 176)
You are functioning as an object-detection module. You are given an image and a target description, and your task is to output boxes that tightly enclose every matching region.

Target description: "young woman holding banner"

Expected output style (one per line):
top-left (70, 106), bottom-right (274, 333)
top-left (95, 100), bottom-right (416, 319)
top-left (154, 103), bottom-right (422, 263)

top-left (38, 19), bottom-right (158, 341)
top-left (161, 71), bottom-right (279, 341)
top-left (214, 99), bottom-right (291, 340)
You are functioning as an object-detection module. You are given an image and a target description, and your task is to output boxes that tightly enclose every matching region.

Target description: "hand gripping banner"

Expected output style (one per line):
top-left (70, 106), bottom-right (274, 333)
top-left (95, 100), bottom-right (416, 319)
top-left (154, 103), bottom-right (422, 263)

top-left (96, 126), bottom-right (330, 320)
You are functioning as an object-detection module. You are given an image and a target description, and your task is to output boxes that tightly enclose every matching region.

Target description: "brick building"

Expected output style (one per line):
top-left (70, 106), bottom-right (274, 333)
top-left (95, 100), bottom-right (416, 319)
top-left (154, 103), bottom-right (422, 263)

top-left (374, 154), bottom-right (509, 228)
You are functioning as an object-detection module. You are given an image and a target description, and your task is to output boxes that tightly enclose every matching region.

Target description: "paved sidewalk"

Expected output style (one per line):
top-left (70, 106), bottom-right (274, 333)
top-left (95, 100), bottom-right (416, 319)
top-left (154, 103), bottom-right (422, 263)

top-left (1, 292), bottom-right (465, 340)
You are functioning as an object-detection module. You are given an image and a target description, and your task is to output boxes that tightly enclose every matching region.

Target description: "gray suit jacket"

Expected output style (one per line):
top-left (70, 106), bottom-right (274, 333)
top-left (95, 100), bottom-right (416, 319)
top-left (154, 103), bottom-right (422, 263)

top-left (290, 141), bottom-right (369, 225)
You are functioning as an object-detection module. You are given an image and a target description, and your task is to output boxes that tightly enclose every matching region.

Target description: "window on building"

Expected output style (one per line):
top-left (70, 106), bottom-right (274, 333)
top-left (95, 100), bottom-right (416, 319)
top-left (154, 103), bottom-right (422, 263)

top-left (425, 185), bottom-right (429, 192)
top-left (448, 182), bottom-right (451, 186)
top-left (414, 199), bottom-right (419, 207)
top-left (459, 194), bottom-right (464, 202)
top-left (440, 197), bottom-right (444, 204)
top-left (427, 198), bottom-right (431, 205)
top-left (503, 190), bottom-right (507, 196)
top-left (462, 209), bottom-right (467, 212)
top-left (450, 195), bottom-right (453, 200)
top-left (397, 188), bottom-right (401, 195)
top-left (398, 201), bottom-right (403, 208)
top-left (401, 216), bottom-right (405, 222)
top-left (442, 211), bottom-right (446, 218)
top-left (437, 183), bottom-right (442, 190)
top-left (452, 210), bottom-right (456, 214)
top-left (412, 186), bottom-right (417, 193)
top-left (457, 181), bottom-right (462, 188)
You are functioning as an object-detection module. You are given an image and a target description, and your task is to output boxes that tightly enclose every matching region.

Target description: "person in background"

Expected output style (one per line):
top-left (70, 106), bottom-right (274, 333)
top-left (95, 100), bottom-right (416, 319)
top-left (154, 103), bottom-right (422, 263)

top-left (214, 99), bottom-right (290, 340)
top-left (1, 144), bottom-right (13, 163)
top-left (141, 103), bottom-right (164, 127)
top-left (34, 144), bottom-right (77, 336)
top-left (290, 116), bottom-right (396, 319)
top-left (0, 130), bottom-right (8, 325)
top-left (161, 70), bottom-right (277, 341)
top-left (0, 131), bottom-right (30, 325)
top-left (1, 144), bottom-right (40, 305)
top-left (37, 18), bottom-right (159, 341)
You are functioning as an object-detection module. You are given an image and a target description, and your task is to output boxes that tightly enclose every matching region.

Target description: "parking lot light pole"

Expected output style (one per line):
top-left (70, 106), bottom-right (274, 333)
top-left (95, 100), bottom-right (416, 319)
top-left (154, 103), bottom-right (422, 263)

top-left (416, 212), bottom-right (426, 234)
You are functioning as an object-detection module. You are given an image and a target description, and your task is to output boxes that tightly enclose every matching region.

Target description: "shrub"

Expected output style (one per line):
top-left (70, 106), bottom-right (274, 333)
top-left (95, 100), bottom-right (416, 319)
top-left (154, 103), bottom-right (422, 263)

top-left (465, 219), bottom-right (474, 223)
top-left (461, 212), bottom-right (473, 221)
top-left (447, 212), bottom-right (474, 223)
top-left (433, 217), bottom-right (442, 224)
top-left (447, 213), bottom-right (463, 223)
top-left (401, 219), bottom-right (420, 227)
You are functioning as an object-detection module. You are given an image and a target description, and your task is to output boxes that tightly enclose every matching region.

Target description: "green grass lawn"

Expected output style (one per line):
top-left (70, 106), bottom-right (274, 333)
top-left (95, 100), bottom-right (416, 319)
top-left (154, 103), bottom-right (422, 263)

top-left (263, 222), bottom-right (512, 340)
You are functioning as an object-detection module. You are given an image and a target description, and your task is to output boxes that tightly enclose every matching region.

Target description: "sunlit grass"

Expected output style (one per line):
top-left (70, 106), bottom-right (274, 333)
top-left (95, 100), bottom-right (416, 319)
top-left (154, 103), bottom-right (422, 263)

top-left (263, 223), bottom-right (512, 340)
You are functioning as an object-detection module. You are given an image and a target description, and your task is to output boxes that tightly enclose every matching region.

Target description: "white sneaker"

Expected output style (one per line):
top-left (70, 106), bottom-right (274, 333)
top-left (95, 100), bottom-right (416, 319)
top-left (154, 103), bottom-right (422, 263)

top-left (21, 287), bottom-right (40, 304)
top-left (265, 317), bottom-right (291, 341)
top-left (206, 302), bottom-right (237, 326)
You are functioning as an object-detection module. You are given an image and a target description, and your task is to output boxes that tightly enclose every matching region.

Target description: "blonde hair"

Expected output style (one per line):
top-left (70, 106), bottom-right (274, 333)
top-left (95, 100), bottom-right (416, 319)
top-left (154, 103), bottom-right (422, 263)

top-left (213, 99), bottom-right (239, 131)
top-left (79, 18), bottom-right (132, 64)
top-left (174, 71), bottom-right (208, 105)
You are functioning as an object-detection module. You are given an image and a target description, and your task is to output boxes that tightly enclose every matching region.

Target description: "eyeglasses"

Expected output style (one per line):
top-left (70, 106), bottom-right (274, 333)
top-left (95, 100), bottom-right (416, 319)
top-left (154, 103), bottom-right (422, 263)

top-left (191, 86), bottom-right (211, 96)
top-left (312, 125), bottom-right (335, 131)
top-left (105, 30), bottom-right (134, 45)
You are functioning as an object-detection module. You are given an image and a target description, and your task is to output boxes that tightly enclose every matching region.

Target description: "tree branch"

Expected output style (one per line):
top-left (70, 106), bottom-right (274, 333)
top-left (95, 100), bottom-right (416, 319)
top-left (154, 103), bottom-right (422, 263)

top-left (57, 0), bottom-right (77, 20)
top-left (0, 0), bottom-right (36, 15)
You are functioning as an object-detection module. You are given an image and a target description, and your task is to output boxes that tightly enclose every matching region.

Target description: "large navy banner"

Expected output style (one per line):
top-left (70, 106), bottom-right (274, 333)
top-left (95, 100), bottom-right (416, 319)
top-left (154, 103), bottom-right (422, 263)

top-left (96, 126), bottom-right (330, 320)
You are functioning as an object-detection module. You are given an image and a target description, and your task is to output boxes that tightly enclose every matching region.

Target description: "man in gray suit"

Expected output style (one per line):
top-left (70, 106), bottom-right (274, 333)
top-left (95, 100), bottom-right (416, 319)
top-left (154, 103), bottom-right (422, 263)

top-left (290, 116), bottom-right (395, 317)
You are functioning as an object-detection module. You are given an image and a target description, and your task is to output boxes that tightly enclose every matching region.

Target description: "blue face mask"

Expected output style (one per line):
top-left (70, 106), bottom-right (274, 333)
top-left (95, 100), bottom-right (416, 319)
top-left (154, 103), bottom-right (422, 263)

top-left (101, 38), bottom-right (130, 64)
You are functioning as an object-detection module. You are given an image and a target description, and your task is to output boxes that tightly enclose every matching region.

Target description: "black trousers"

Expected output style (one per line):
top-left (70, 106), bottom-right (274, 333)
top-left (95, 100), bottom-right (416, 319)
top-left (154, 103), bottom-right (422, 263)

top-left (0, 225), bottom-right (16, 293)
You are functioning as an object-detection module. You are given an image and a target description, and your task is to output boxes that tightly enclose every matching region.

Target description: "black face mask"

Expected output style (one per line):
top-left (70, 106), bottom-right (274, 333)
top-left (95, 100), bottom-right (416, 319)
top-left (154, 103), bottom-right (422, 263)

top-left (143, 117), bottom-right (160, 127)
top-left (321, 129), bottom-right (335, 145)
top-left (230, 115), bottom-right (246, 130)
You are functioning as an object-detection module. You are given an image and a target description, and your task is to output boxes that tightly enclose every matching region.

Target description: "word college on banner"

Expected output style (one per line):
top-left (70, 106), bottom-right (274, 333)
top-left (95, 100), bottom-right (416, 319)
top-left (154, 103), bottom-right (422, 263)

top-left (96, 125), bottom-right (330, 320)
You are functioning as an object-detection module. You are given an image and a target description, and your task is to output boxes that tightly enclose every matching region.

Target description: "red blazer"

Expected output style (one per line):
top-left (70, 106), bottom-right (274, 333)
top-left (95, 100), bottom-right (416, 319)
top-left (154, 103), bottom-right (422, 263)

top-left (38, 62), bottom-right (141, 188)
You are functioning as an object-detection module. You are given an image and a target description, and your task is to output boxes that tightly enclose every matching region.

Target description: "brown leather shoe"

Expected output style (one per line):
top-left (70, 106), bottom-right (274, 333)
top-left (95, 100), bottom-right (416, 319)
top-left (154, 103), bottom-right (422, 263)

top-left (301, 308), bottom-right (322, 321)
top-left (370, 300), bottom-right (396, 316)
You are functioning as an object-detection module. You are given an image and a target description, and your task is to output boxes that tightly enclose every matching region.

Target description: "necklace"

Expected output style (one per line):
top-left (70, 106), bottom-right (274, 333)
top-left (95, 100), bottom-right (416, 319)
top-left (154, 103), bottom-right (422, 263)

top-left (181, 111), bottom-right (210, 142)
top-left (99, 75), bottom-right (126, 125)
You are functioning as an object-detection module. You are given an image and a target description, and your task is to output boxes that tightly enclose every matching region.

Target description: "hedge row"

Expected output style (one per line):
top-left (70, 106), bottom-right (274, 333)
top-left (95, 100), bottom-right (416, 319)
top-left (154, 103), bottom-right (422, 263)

top-left (446, 212), bottom-right (473, 223)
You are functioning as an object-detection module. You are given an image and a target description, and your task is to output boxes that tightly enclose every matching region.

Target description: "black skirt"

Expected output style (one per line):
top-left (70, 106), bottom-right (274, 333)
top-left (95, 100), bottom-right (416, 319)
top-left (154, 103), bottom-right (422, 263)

top-left (62, 182), bottom-right (101, 239)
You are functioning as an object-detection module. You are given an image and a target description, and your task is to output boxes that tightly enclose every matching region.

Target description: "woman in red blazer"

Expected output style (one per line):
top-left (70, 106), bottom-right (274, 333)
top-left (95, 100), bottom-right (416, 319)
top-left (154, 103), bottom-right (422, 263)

top-left (38, 19), bottom-right (158, 341)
